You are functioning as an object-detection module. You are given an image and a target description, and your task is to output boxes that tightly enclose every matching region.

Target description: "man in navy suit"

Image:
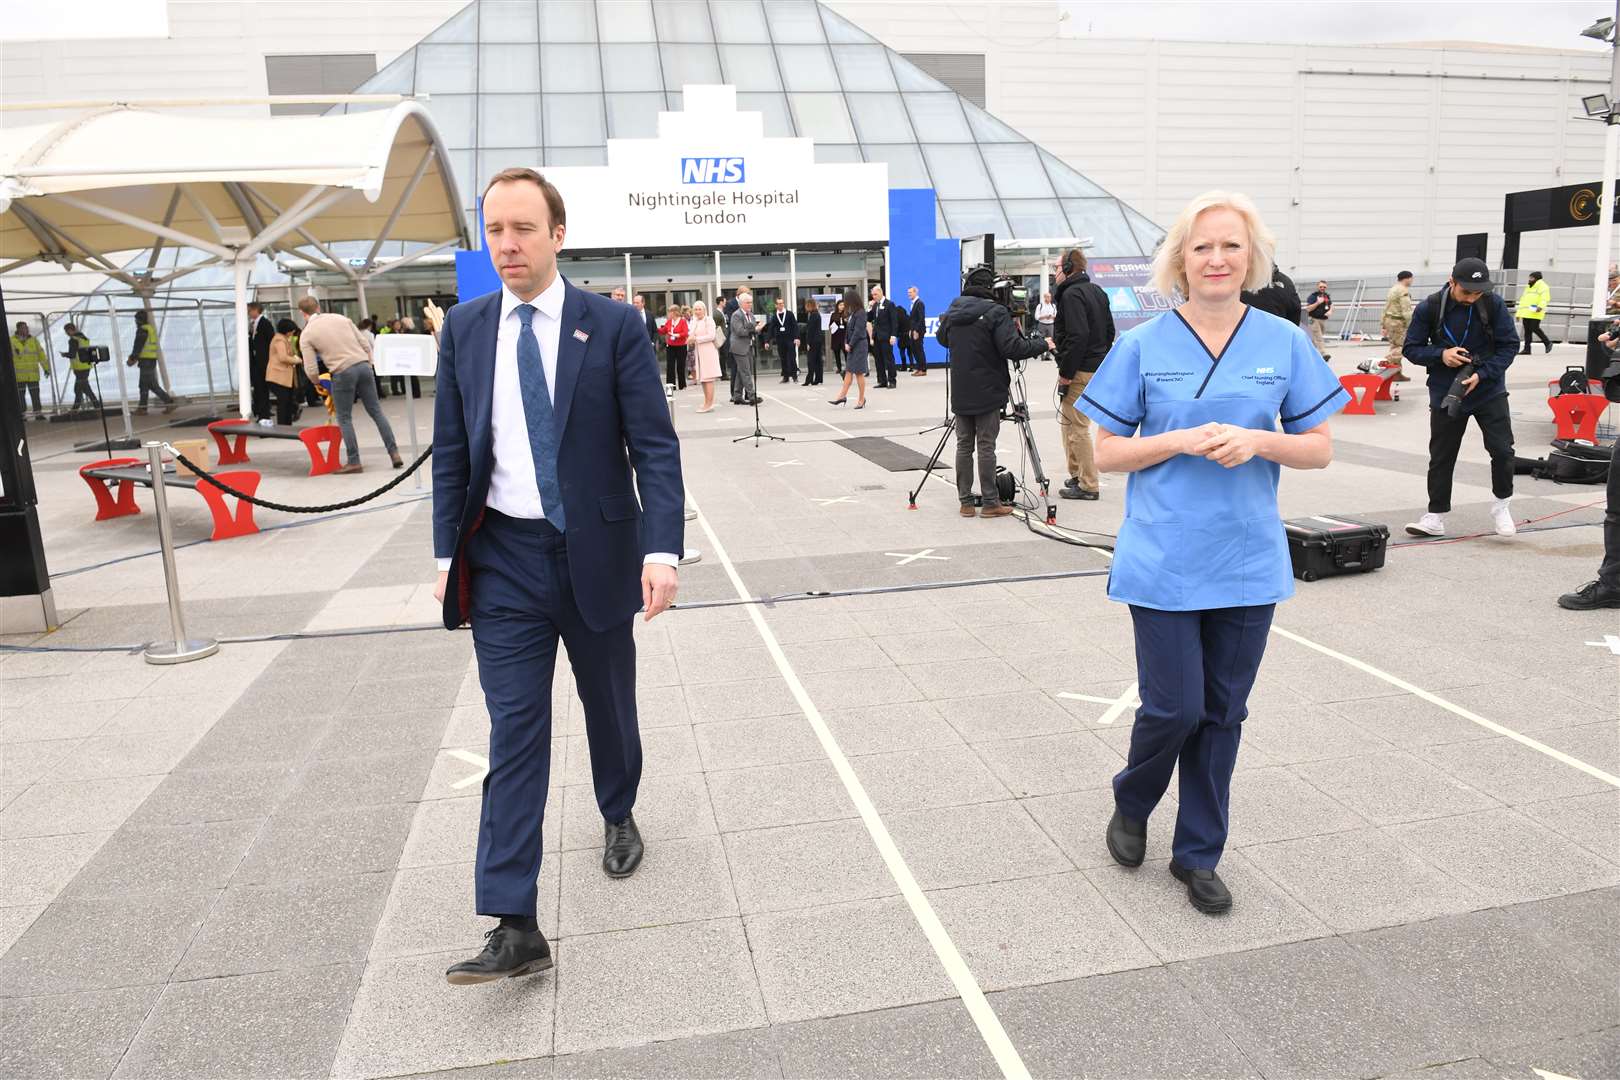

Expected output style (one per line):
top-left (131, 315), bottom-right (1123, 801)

top-left (766, 296), bottom-right (799, 383)
top-left (432, 167), bottom-right (684, 985)
top-left (868, 285), bottom-right (900, 389)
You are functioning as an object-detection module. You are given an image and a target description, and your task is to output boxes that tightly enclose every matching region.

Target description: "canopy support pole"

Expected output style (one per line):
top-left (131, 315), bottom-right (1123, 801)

top-left (104, 295), bottom-right (135, 441)
top-left (624, 252), bottom-right (633, 300)
top-left (234, 256), bottom-right (252, 419)
top-left (788, 248), bottom-right (797, 312)
top-left (714, 250), bottom-right (722, 303)
top-left (364, 148), bottom-right (436, 268)
top-left (45, 192), bottom-right (234, 261)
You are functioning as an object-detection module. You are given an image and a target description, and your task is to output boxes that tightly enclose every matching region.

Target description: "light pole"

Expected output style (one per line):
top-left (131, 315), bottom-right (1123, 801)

top-left (1583, 9), bottom-right (1620, 325)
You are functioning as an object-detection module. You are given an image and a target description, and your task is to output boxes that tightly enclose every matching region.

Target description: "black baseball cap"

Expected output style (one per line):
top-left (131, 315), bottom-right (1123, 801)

top-left (1451, 258), bottom-right (1493, 293)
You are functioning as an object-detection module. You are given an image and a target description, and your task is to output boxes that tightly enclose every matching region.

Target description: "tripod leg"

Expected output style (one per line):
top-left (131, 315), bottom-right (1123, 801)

top-left (1016, 413), bottom-right (1055, 524)
top-left (908, 416), bottom-right (955, 508)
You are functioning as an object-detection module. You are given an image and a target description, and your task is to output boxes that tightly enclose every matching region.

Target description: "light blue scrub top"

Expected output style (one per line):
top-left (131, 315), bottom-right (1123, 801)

top-left (1076, 307), bottom-right (1349, 612)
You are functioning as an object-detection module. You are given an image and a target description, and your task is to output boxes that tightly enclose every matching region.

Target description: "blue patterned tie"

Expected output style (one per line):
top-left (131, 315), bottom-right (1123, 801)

top-left (514, 303), bottom-right (566, 531)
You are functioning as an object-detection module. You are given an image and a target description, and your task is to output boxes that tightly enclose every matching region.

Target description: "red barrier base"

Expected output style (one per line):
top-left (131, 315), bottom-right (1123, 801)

top-left (1548, 393), bottom-right (1609, 442)
top-left (299, 425), bottom-right (342, 476)
top-left (208, 418), bottom-right (252, 465)
top-left (1339, 374), bottom-right (1384, 415)
top-left (197, 470), bottom-right (261, 541)
top-left (79, 457), bottom-right (143, 521)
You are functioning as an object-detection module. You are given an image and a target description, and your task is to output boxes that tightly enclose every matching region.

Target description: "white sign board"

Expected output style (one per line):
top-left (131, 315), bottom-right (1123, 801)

top-left (536, 85), bottom-right (889, 251)
top-left (372, 334), bottom-right (437, 377)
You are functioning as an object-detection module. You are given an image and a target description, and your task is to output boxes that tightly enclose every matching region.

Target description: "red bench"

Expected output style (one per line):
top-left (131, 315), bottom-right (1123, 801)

top-left (79, 458), bottom-right (260, 541)
top-left (208, 419), bottom-right (342, 476)
top-left (1338, 373), bottom-right (1387, 415)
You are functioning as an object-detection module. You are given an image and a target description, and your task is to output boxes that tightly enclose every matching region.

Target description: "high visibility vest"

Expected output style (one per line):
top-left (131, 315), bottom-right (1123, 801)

top-left (136, 321), bottom-right (159, 361)
top-left (69, 333), bottom-right (93, 372)
top-left (10, 335), bottom-right (46, 381)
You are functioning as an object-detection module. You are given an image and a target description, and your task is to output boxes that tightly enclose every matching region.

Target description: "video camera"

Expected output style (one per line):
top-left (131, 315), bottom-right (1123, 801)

top-left (79, 345), bottom-right (110, 365)
top-left (962, 263), bottom-right (1029, 320)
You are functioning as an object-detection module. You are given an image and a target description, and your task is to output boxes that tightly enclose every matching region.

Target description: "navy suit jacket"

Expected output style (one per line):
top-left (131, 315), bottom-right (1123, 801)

top-left (432, 279), bottom-right (685, 632)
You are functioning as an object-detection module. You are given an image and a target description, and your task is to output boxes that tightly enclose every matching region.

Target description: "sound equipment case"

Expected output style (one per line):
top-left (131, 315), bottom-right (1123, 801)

top-left (1283, 515), bottom-right (1390, 582)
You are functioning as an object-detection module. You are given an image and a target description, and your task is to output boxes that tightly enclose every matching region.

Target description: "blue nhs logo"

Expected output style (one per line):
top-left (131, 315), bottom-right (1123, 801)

top-left (680, 157), bottom-right (745, 184)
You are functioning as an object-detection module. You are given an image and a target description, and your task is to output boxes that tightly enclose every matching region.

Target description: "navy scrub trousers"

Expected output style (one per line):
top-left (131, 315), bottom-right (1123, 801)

top-left (467, 510), bottom-right (642, 917)
top-left (1114, 602), bottom-right (1275, 870)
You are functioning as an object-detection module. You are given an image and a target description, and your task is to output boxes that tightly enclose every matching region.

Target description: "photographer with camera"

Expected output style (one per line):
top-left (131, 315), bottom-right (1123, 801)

top-left (935, 265), bottom-right (1051, 518)
top-left (1401, 258), bottom-right (1520, 539)
top-left (1557, 325), bottom-right (1620, 610)
top-left (1052, 248), bottom-right (1115, 502)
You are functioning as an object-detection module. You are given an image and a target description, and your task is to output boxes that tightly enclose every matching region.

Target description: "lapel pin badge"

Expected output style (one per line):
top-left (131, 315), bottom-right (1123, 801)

top-left (573, 329), bottom-right (590, 343)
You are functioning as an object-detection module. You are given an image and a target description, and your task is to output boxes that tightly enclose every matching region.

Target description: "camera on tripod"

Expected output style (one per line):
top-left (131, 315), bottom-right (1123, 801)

top-left (80, 345), bottom-right (111, 365)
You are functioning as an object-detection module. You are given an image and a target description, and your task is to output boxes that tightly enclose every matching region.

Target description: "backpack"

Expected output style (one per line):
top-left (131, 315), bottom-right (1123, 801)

top-left (1421, 288), bottom-right (1501, 355)
top-left (1531, 439), bottom-right (1611, 485)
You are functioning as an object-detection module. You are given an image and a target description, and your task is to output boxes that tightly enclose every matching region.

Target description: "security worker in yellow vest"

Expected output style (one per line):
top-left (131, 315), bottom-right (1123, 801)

top-left (126, 309), bottom-right (175, 414)
top-left (61, 323), bottom-right (101, 412)
top-left (10, 321), bottom-right (49, 419)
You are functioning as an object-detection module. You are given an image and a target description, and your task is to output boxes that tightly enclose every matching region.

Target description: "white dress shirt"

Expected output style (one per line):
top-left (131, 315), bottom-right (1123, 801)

top-left (436, 276), bottom-right (677, 571)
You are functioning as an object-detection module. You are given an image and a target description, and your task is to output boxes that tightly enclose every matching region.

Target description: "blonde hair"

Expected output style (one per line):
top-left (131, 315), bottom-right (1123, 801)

top-left (1149, 191), bottom-right (1274, 300)
top-left (692, 300), bottom-right (707, 318)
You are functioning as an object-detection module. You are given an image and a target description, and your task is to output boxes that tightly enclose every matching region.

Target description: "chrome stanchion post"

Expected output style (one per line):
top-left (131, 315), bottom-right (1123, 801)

top-left (667, 383), bottom-right (701, 564)
top-left (141, 441), bottom-right (219, 665)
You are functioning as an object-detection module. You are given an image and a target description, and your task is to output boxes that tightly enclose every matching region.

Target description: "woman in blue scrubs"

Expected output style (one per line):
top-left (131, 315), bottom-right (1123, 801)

top-left (1076, 191), bottom-right (1349, 915)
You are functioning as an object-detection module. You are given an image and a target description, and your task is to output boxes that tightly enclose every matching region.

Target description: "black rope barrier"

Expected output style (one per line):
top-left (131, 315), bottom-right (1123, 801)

top-left (165, 442), bottom-right (433, 514)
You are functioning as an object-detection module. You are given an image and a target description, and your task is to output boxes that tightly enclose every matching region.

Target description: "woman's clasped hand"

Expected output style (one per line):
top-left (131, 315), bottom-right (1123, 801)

top-left (1185, 421), bottom-right (1265, 468)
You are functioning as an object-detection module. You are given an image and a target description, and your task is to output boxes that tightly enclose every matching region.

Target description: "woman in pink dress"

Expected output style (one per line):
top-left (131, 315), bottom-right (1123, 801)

top-left (690, 300), bottom-right (722, 413)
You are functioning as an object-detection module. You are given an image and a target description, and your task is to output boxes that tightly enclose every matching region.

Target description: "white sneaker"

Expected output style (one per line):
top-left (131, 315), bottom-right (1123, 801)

top-left (1491, 499), bottom-right (1516, 537)
top-left (1405, 513), bottom-right (1445, 538)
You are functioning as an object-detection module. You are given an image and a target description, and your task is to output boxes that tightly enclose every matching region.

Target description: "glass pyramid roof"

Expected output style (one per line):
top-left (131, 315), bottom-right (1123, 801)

top-left (341, 0), bottom-right (1164, 254)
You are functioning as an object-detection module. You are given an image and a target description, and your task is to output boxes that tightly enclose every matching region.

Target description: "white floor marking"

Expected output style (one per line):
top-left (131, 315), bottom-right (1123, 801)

top-left (1532, 1070), bottom-right (1580, 1080)
top-left (446, 748), bottom-right (488, 790)
top-left (813, 495), bottom-right (857, 506)
top-left (1583, 633), bottom-right (1620, 655)
top-left (886, 548), bottom-right (948, 566)
top-left (1271, 626), bottom-right (1620, 789)
top-left (768, 459), bottom-right (802, 468)
top-left (1094, 682), bottom-right (1141, 726)
top-left (683, 489), bottom-right (1032, 1080)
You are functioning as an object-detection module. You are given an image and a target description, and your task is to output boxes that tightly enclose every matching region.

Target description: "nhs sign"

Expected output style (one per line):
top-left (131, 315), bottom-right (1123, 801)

top-left (681, 157), bottom-right (745, 184)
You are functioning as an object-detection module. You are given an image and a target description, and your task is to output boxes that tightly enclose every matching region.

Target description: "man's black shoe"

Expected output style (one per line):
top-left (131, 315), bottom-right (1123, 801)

top-left (445, 925), bottom-right (553, 985)
top-left (1063, 477), bottom-right (1079, 490)
top-left (1059, 486), bottom-right (1099, 501)
top-left (1558, 580), bottom-right (1620, 610)
top-left (603, 813), bottom-right (644, 878)
top-left (1106, 808), bottom-right (1147, 868)
top-left (1169, 860), bottom-right (1233, 914)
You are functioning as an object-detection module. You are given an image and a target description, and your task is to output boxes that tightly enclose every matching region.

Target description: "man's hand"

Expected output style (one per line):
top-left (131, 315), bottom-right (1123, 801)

top-left (1441, 347), bottom-right (1471, 368)
top-left (889, 336), bottom-right (897, 346)
top-left (642, 563), bottom-right (678, 622)
top-left (434, 570), bottom-right (449, 604)
top-left (1045, 337), bottom-right (1056, 352)
top-left (1194, 423), bottom-right (1264, 468)
top-left (1057, 375), bottom-right (1072, 387)
top-left (1460, 373), bottom-right (1480, 395)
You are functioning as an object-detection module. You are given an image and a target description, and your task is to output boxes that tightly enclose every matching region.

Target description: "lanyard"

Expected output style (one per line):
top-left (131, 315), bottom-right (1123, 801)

top-left (1441, 301), bottom-right (1473, 347)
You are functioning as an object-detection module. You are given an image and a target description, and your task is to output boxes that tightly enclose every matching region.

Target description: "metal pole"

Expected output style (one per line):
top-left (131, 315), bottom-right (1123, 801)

top-left (714, 249), bottom-right (722, 301)
top-left (404, 379), bottom-right (422, 491)
top-left (1592, 126), bottom-right (1620, 320)
top-left (104, 296), bottom-right (135, 440)
top-left (233, 256), bottom-right (252, 418)
top-left (788, 248), bottom-right (797, 311)
top-left (196, 298), bottom-right (217, 406)
top-left (141, 440), bottom-right (219, 665)
top-left (624, 252), bottom-right (633, 301)
top-left (665, 384), bottom-right (701, 563)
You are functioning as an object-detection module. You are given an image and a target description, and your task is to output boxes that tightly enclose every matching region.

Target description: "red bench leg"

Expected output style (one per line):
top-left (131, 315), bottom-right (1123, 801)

top-left (1338, 374), bottom-right (1382, 415)
top-left (79, 458), bottom-right (142, 521)
top-left (208, 419), bottom-right (252, 465)
top-left (195, 470), bottom-right (261, 541)
top-left (300, 424), bottom-right (343, 476)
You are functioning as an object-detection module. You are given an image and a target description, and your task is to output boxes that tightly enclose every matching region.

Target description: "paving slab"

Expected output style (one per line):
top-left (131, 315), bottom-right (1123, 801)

top-left (174, 872), bottom-right (392, 980)
top-left (771, 998), bottom-right (998, 1080)
top-left (724, 818), bottom-right (897, 914)
top-left (0, 887), bottom-right (216, 997)
top-left (372, 859), bottom-right (562, 957)
top-left (555, 1026), bottom-right (781, 1079)
top-left (885, 799), bottom-right (1070, 891)
top-left (706, 759), bottom-right (856, 833)
top-left (847, 746), bottom-right (1010, 813)
top-left (0, 774), bottom-right (163, 840)
top-left (0, 984), bottom-right (162, 1080)
top-left (0, 831), bottom-right (111, 906)
top-left (1384, 806), bottom-right (1620, 905)
top-left (556, 835), bottom-right (738, 936)
top-left (60, 818), bottom-right (260, 901)
top-left (233, 802), bottom-right (415, 884)
top-left (971, 729), bottom-right (1122, 798)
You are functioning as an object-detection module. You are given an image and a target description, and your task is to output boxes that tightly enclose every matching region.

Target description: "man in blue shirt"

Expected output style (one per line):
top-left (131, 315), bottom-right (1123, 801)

top-left (1402, 258), bottom-right (1521, 539)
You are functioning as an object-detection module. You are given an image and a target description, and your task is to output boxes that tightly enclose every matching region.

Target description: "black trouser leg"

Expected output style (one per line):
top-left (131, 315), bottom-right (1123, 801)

top-left (1472, 394), bottom-right (1516, 500)
top-left (1600, 439), bottom-right (1620, 589)
top-left (1426, 406), bottom-right (1467, 514)
top-left (1521, 318), bottom-right (1550, 352)
top-left (271, 384), bottom-right (297, 425)
top-left (914, 336), bottom-right (928, 372)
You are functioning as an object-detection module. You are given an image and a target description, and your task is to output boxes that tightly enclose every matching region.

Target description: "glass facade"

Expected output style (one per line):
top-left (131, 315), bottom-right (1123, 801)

top-left (341, 0), bottom-right (1163, 254)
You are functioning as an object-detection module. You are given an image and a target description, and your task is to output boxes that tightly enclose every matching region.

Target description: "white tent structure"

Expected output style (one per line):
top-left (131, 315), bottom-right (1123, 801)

top-left (0, 99), bottom-right (470, 418)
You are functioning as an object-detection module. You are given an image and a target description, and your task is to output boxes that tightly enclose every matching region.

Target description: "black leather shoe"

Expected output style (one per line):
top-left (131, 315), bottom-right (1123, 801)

top-left (1558, 580), bottom-right (1620, 610)
top-left (1106, 808), bottom-right (1147, 868)
top-left (445, 925), bottom-right (553, 985)
top-left (603, 813), bottom-right (644, 878)
top-left (1059, 486), bottom-right (1099, 501)
top-left (1170, 860), bottom-right (1233, 914)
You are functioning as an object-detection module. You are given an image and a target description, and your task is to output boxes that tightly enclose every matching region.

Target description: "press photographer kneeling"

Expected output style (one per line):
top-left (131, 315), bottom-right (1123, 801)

top-left (936, 265), bottom-right (1052, 518)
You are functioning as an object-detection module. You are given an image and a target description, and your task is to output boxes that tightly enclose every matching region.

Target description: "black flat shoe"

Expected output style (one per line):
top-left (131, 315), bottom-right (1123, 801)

top-left (1170, 860), bottom-right (1232, 914)
top-left (1106, 808), bottom-right (1146, 867)
top-left (603, 813), bottom-right (644, 878)
top-left (445, 925), bottom-right (553, 985)
top-left (1558, 580), bottom-right (1620, 610)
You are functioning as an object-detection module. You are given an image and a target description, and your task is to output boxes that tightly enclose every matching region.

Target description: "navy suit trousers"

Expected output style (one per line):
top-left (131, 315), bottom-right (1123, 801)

top-left (467, 510), bottom-right (641, 916)
top-left (1113, 603), bottom-right (1274, 870)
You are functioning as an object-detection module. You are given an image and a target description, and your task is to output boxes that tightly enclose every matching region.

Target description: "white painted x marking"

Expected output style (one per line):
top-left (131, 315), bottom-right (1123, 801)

top-left (814, 496), bottom-right (856, 506)
top-left (1583, 633), bottom-right (1620, 655)
top-left (447, 748), bottom-right (488, 790)
top-left (885, 548), bottom-right (948, 566)
top-left (1057, 682), bottom-right (1140, 725)
top-left (769, 459), bottom-right (802, 468)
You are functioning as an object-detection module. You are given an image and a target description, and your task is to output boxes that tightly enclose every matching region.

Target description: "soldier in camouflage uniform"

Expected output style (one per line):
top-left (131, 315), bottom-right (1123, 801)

top-left (1381, 270), bottom-right (1414, 379)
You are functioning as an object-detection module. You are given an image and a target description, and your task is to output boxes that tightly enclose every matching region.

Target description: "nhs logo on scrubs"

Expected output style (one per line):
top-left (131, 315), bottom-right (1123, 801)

top-left (1255, 367), bottom-right (1275, 375)
top-left (681, 157), bottom-right (745, 184)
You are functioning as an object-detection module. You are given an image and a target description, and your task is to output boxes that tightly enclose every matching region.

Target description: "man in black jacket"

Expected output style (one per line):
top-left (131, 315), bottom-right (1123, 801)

top-left (1052, 249), bottom-right (1116, 501)
top-left (868, 285), bottom-right (900, 388)
top-left (248, 302), bottom-right (275, 421)
top-left (936, 266), bottom-right (1051, 518)
top-left (1241, 266), bottom-right (1302, 327)
top-left (906, 285), bottom-right (928, 375)
top-left (766, 296), bottom-right (799, 383)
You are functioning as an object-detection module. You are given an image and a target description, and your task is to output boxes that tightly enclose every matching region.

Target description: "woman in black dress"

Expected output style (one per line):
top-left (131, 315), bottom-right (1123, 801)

top-left (801, 297), bottom-right (824, 386)
top-left (829, 289), bottom-right (868, 409)
top-left (829, 298), bottom-right (848, 378)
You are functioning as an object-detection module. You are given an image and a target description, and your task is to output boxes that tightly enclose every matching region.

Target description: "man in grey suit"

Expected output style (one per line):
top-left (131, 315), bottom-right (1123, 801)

top-left (727, 289), bottom-right (762, 406)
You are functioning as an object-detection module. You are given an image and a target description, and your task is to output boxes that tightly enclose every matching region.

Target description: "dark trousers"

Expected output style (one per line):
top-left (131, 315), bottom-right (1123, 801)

top-left (72, 370), bottom-right (99, 409)
top-left (17, 382), bottom-right (42, 413)
top-left (388, 375), bottom-right (421, 398)
top-left (1115, 603), bottom-right (1275, 870)
top-left (1426, 393), bottom-right (1515, 513)
top-left (776, 341), bottom-right (797, 381)
top-left (1520, 318), bottom-right (1551, 352)
top-left (136, 360), bottom-right (172, 406)
top-left (468, 512), bottom-right (641, 916)
top-left (805, 343), bottom-right (823, 385)
top-left (665, 344), bottom-right (687, 389)
top-left (873, 336), bottom-right (896, 386)
top-left (250, 360), bottom-right (270, 419)
top-left (270, 383), bottom-right (298, 426)
top-left (909, 333), bottom-right (928, 373)
top-left (1601, 438), bottom-right (1620, 589)
top-left (955, 410), bottom-right (1000, 507)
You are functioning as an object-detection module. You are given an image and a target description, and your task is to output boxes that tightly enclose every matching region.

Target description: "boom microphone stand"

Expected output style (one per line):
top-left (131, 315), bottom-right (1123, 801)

top-left (917, 351), bottom-right (951, 436)
top-left (733, 340), bottom-right (782, 446)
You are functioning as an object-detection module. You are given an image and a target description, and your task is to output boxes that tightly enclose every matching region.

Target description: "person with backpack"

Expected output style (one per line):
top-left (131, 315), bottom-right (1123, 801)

top-left (1402, 258), bottom-right (1521, 539)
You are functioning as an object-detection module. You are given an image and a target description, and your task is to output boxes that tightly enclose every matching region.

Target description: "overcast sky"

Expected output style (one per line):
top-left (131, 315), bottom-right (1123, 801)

top-left (1060, 1), bottom-right (1616, 51)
